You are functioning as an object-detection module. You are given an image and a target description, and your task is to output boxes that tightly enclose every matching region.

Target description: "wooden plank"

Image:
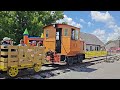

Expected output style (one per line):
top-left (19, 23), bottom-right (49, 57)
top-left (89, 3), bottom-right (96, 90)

top-left (18, 55), bottom-right (26, 60)
top-left (17, 46), bottom-right (45, 66)
top-left (34, 55), bottom-right (42, 60)
top-left (18, 51), bottom-right (32, 62)
top-left (18, 65), bottom-right (33, 69)
top-left (8, 58), bottom-right (18, 62)
top-left (41, 55), bottom-right (46, 59)
top-left (33, 59), bottom-right (41, 64)
top-left (35, 50), bottom-right (44, 54)
top-left (34, 46), bottom-right (45, 50)
top-left (18, 46), bottom-right (29, 61)
top-left (1, 51), bottom-right (8, 55)
top-left (25, 52), bottom-right (34, 61)
top-left (27, 49), bottom-right (34, 53)
top-left (0, 62), bottom-right (7, 66)
top-left (8, 46), bottom-right (18, 49)
top-left (8, 61), bottom-right (18, 67)
top-left (18, 46), bottom-right (28, 49)
top-left (29, 46), bottom-right (34, 49)
top-left (8, 52), bottom-right (18, 55)
top-left (19, 61), bottom-right (33, 66)
top-left (0, 58), bottom-right (8, 63)
top-left (18, 56), bottom-right (26, 60)
top-left (0, 45), bottom-right (8, 49)
top-left (0, 62), bottom-right (7, 71)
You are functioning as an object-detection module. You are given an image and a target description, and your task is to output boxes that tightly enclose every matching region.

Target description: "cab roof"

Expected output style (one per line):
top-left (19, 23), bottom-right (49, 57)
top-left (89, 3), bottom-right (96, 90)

top-left (43, 23), bottom-right (80, 29)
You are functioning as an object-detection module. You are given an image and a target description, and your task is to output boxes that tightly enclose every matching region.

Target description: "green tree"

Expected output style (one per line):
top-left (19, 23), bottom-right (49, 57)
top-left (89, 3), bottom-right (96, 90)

top-left (62, 22), bottom-right (68, 24)
top-left (0, 11), bottom-right (64, 44)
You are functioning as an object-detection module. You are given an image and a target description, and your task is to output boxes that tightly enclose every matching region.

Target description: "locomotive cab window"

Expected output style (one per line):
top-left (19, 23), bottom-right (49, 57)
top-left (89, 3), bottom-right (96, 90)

top-left (71, 29), bottom-right (75, 40)
top-left (46, 30), bottom-right (49, 38)
top-left (56, 32), bottom-right (59, 40)
top-left (75, 30), bottom-right (79, 40)
top-left (64, 29), bottom-right (68, 36)
top-left (71, 29), bottom-right (79, 40)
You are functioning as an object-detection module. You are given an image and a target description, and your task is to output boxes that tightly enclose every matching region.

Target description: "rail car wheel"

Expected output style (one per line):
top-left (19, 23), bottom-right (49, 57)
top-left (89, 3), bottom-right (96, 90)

top-left (33, 64), bottom-right (42, 72)
top-left (7, 67), bottom-right (19, 77)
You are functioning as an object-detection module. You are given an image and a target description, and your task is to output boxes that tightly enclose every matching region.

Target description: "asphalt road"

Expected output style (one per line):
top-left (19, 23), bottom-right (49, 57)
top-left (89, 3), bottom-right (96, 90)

top-left (48, 60), bottom-right (120, 79)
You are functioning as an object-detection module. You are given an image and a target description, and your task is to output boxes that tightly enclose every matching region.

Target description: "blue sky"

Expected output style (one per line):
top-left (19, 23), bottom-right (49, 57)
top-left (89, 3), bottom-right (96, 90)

top-left (56, 11), bottom-right (120, 43)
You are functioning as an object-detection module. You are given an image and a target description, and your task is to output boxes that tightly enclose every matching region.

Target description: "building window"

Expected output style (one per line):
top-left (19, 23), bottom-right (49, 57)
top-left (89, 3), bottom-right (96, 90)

top-left (64, 29), bottom-right (68, 36)
top-left (46, 30), bottom-right (49, 38)
top-left (86, 49), bottom-right (88, 51)
top-left (95, 46), bottom-right (97, 51)
top-left (97, 46), bottom-right (99, 51)
top-left (90, 46), bottom-right (92, 51)
top-left (95, 46), bottom-right (99, 51)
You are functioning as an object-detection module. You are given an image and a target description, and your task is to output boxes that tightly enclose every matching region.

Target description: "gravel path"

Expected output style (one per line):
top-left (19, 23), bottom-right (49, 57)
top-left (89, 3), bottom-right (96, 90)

top-left (0, 54), bottom-right (119, 79)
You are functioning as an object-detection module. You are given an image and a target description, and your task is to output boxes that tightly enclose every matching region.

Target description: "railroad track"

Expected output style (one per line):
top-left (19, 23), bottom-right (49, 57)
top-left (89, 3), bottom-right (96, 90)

top-left (0, 54), bottom-right (120, 79)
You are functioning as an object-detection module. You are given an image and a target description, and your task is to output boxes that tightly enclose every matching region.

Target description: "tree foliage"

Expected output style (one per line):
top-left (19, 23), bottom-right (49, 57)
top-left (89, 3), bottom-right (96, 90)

top-left (0, 11), bottom-right (64, 44)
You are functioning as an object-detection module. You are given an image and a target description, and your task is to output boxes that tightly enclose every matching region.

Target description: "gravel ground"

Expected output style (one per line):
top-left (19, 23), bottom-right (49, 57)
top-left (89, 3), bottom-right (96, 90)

top-left (48, 60), bottom-right (120, 79)
top-left (0, 54), bottom-right (119, 79)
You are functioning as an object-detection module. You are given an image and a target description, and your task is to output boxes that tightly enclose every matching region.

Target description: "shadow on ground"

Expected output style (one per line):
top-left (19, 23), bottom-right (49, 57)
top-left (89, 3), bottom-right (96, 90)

top-left (69, 66), bottom-right (97, 72)
top-left (3, 60), bottom-right (99, 79)
top-left (43, 61), bottom-right (98, 73)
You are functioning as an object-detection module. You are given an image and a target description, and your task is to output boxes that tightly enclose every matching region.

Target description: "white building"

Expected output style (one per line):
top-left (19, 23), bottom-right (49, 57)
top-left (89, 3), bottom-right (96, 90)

top-left (80, 32), bottom-right (104, 52)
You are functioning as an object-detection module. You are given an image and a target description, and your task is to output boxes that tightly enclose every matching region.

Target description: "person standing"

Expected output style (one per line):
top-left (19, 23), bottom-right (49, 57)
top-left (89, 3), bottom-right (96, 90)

top-left (31, 41), bottom-right (37, 46)
top-left (37, 41), bottom-right (43, 46)
top-left (18, 39), bottom-right (27, 46)
top-left (1, 37), bottom-right (11, 46)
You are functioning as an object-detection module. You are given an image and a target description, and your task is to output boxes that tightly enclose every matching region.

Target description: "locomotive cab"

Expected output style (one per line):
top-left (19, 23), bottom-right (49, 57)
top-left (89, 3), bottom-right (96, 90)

top-left (43, 24), bottom-right (85, 65)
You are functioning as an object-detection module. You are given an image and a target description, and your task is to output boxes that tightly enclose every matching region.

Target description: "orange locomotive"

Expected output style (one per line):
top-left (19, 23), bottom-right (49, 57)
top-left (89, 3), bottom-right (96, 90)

top-left (43, 24), bottom-right (85, 65)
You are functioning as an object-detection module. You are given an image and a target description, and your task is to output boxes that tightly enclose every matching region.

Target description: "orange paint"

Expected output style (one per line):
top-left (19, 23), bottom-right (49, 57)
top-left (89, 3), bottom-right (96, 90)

top-left (43, 24), bottom-right (84, 56)
top-left (23, 35), bottom-right (28, 45)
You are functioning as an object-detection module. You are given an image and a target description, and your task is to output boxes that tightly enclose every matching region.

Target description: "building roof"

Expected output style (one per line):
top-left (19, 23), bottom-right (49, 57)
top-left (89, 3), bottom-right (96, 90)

top-left (80, 32), bottom-right (104, 46)
top-left (105, 40), bottom-right (120, 50)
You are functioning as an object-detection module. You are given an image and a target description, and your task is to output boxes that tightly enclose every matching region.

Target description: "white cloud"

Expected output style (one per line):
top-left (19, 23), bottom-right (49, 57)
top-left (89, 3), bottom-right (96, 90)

top-left (56, 15), bottom-right (83, 28)
top-left (91, 11), bottom-right (120, 42)
top-left (91, 11), bottom-right (113, 23)
top-left (92, 29), bottom-right (106, 43)
top-left (107, 33), bottom-right (120, 41)
top-left (80, 19), bottom-right (86, 23)
top-left (88, 22), bottom-right (93, 27)
top-left (80, 18), bottom-right (93, 27)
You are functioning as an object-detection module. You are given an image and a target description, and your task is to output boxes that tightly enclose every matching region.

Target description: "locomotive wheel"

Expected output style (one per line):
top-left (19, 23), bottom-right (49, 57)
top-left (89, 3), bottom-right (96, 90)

top-left (33, 64), bottom-right (42, 72)
top-left (7, 67), bottom-right (19, 77)
top-left (78, 55), bottom-right (82, 63)
top-left (67, 57), bottom-right (73, 66)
